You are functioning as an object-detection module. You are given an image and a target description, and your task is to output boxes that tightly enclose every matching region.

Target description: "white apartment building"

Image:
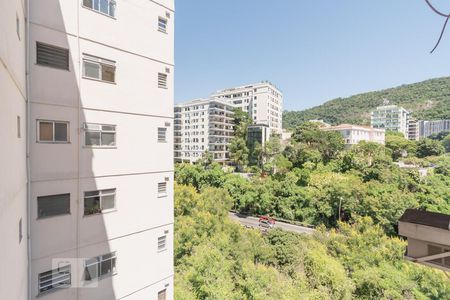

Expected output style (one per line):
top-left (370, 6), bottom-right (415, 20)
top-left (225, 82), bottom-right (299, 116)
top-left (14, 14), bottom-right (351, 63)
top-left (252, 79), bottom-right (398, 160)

top-left (1, 1), bottom-right (174, 299)
top-left (211, 81), bottom-right (283, 134)
top-left (322, 124), bottom-right (385, 148)
top-left (371, 104), bottom-right (410, 138)
top-left (419, 119), bottom-right (450, 138)
top-left (174, 99), bottom-right (234, 164)
top-left (408, 119), bottom-right (420, 141)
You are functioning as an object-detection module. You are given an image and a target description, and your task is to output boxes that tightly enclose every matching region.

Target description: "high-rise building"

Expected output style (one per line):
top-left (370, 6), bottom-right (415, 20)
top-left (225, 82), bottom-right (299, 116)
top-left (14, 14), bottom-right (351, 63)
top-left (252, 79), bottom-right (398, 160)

top-left (371, 104), bottom-right (410, 138)
top-left (1, 1), bottom-right (175, 299)
top-left (174, 99), bottom-right (235, 164)
top-left (419, 119), bottom-right (450, 138)
top-left (407, 119), bottom-right (420, 141)
top-left (211, 81), bottom-right (283, 134)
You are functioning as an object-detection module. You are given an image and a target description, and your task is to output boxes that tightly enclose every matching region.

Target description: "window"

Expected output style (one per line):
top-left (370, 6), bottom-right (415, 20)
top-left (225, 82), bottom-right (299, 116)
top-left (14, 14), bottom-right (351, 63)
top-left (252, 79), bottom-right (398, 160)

top-left (17, 116), bottom-right (21, 138)
top-left (158, 289), bottom-right (167, 300)
top-left (158, 73), bottom-right (167, 88)
top-left (84, 252), bottom-right (117, 281)
top-left (83, 54), bottom-right (116, 82)
top-left (84, 189), bottom-right (116, 215)
top-left (158, 127), bottom-right (167, 142)
top-left (158, 17), bottom-right (168, 32)
top-left (158, 235), bottom-right (167, 251)
top-left (37, 120), bottom-right (69, 143)
top-left (427, 245), bottom-right (450, 267)
top-left (19, 218), bottom-right (23, 243)
top-left (83, 123), bottom-right (116, 147)
top-left (36, 42), bottom-right (69, 70)
top-left (38, 265), bottom-right (71, 294)
top-left (37, 194), bottom-right (70, 218)
top-left (83, 0), bottom-right (116, 18)
top-left (158, 182), bottom-right (167, 197)
top-left (16, 13), bottom-right (20, 39)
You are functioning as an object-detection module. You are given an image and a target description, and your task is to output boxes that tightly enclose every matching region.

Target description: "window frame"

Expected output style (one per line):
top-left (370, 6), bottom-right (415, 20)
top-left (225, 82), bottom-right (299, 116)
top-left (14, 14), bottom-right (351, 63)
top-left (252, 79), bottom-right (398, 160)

top-left (82, 0), bottom-right (117, 18)
top-left (158, 16), bottom-right (168, 33)
top-left (37, 193), bottom-right (71, 219)
top-left (158, 72), bottom-right (168, 89)
top-left (83, 123), bottom-right (117, 148)
top-left (37, 120), bottom-right (70, 143)
top-left (158, 289), bottom-right (167, 300)
top-left (38, 265), bottom-right (71, 295)
top-left (157, 235), bottom-right (167, 251)
top-left (84, 188), bottom-right (117, 216)
top-left (158, 127), bottom-right (167, 143)
top-left (157, 182), bottom-right (167, 198)
top-left (84, 252), bottom-right (117, 282)
top-left (82, 54), bottom-right (116, 83)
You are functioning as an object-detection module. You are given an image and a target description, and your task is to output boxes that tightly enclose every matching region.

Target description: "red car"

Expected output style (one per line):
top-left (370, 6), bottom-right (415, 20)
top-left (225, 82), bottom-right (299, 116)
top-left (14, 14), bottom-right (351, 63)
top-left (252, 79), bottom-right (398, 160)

top-left (258, 216), bottom-right (275, 229)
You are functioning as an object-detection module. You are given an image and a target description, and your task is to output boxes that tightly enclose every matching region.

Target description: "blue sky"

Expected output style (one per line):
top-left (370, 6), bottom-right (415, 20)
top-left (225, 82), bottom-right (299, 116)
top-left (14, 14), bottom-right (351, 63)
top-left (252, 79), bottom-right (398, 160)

top-left (174, 0), bottom-right (450, 111)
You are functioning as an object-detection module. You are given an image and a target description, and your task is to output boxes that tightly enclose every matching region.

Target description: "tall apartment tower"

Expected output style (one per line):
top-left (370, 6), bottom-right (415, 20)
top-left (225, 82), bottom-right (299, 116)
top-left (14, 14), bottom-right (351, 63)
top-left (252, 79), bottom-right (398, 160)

top-left (0, 1), bottom-right (28, 299)
top-left (371, 104), bottom-right (410, 138)
top-left (1, 0), bottom-right (175, 299)
top-left (174, 99), bottom-right (235, 163)
top-left (211, 81), bottom-right (283, 134)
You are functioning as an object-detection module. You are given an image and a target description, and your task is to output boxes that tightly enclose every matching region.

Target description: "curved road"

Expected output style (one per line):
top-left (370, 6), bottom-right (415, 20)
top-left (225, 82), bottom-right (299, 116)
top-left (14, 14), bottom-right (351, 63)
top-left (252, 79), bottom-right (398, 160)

top-left (228, 212), bottom-right (315, 235)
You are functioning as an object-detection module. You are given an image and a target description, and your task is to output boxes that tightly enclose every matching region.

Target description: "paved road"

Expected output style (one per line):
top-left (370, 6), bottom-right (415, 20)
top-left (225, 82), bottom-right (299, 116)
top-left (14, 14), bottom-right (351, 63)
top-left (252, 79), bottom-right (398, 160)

top-left (228, 212), bottom-right (315, 235)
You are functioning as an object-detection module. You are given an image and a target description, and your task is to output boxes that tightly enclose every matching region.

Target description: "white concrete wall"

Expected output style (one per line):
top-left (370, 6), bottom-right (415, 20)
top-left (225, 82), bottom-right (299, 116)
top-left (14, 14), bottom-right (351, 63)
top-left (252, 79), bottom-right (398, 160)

top-left (0, 0), bottom-right (28, 299)
top-left (29, 0), bottom-right (174, 299)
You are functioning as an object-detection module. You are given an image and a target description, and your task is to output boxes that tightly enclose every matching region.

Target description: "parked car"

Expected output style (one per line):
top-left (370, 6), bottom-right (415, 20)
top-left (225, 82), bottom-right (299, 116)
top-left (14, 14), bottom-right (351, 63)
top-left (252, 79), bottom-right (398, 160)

top-left (258, 216), bottom-right (275, 229)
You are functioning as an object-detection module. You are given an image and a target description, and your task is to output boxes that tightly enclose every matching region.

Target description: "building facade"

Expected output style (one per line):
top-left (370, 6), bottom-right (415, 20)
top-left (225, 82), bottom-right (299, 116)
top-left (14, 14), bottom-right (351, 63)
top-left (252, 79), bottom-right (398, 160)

top-left (371, 105), bottom-right (410, 138)
top-left (407, 119), bottom-right (420, 141)
top-left (211, 81), bottom-right (283, 134)
top-left (247, 124), bottom-right (270, 149)
top-left (0, 0), bottom-right (28, 299)
top-left (322, 124), bottom-right (385, 148)
top-left (174, 99), bottom-right (234, 164)
top-left (1, 0), bottom-right (175, 299)
top-left (419, 119), bottom-right (450, 138)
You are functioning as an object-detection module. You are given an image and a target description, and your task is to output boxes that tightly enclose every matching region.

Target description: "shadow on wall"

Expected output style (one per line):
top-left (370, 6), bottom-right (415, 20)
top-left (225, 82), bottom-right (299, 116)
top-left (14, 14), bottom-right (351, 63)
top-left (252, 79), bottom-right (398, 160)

top-left (29, 0), bottom-right (115, 299)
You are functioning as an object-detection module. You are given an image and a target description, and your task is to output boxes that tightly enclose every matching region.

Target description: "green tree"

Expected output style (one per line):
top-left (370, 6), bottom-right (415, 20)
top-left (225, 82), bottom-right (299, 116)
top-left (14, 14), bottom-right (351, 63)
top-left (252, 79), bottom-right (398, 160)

top-left (229, 137), bottom-right (249, 171)
top-left (385, 132), bottom-right (416, 160)
top-left (443, 135), bottom-right (450, 152)
top-left (416, 138), bottom-right (445, 158)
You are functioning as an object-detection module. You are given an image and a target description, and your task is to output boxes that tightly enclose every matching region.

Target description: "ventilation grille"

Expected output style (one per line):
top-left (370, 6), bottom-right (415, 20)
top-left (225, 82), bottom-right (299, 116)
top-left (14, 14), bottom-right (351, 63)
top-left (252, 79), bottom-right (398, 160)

top-left (36, 42), bottom-right (69, 70)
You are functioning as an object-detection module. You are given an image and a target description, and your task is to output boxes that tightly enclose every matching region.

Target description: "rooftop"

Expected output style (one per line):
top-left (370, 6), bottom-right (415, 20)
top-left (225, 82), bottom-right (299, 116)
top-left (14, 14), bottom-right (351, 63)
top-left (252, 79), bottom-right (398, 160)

top-left (399, 209), bottom-right (450, 231)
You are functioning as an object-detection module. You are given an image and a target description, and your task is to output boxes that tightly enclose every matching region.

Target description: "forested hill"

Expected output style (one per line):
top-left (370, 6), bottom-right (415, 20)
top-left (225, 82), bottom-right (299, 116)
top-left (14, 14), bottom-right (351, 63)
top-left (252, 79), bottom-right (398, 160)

top-left (283, 76), bottom-right (450, 129)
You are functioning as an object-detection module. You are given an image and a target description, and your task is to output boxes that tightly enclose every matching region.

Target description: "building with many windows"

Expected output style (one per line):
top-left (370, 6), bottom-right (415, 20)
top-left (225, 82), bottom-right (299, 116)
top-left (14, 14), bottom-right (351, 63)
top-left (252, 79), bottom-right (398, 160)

top-left (174, 99), bottom-right (234, 163)
top-left (1, 0), bottom-right (174, 299)
top-left (419, 119), bottom-right (450, 138)
top-left (322, 124), bottom-right (385, 148)
top-left (408, 118), bottom-right (420, 141)
top-left (371, 104), bottom-right (410, 138)
top-left (211, 81), bottom-right (283, 134)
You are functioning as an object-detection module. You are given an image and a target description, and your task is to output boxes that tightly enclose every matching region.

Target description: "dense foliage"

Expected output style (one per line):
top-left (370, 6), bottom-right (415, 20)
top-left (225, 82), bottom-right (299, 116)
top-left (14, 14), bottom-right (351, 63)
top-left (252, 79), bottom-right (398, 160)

top-left (174, 184), bottom-right (450, 299)
top-left (283, 77), bottom-right (450, 128)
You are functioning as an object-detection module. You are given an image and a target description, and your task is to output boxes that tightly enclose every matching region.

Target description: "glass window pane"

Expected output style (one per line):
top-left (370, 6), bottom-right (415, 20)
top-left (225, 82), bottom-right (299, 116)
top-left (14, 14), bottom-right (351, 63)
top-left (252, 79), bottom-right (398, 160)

top-left (84, 190), bottom-right (100, 197)
top-left (54, 123), bottom-right (68, 142)
top-left (84, 196), bottom-right (100, 215)
top-left (84, 61), bottom-right (100, 79)
top-left (39, 122), bottom-right (53, 141)
top-left (101, 195), bottom-right (115, 210)
top-left (83, 0), bottom-right (93, 8)
top-left (100, 0), bottom-right (109, 14)
top-left (37, 194), bottom-right (70, 218)
top-left (109, 1), bottom-right (116, 17)
top-left (84, 263), bottom-right (98, 281)
top-left (101, 64), bottom-right (115, 82)
top-left (100, 259), bottom-right (112, 276)
top-left (85, 131), bottom-right (101, 146)
top-left (101, 132), bottom-right (116, 146)
top-left (101, 125), bottom-right (115, 131)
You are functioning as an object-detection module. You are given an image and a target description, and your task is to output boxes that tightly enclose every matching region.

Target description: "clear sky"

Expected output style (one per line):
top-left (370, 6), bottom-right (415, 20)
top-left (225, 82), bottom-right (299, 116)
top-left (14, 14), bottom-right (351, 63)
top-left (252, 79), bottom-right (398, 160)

top-left (174, 0), bottom-right (450, 111)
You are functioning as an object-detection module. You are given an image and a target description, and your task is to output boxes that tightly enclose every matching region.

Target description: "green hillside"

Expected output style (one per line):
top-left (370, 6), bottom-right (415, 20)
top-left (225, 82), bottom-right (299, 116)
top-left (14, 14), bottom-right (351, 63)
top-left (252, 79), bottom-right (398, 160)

top-left (283, 76), bottom-right (450, 129)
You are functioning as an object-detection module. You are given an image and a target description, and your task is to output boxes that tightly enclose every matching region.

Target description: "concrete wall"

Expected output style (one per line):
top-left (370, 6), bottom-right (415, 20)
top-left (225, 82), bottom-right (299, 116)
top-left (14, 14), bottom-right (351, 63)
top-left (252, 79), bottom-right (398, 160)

top-left (0, 0), bottom-right (28, 299)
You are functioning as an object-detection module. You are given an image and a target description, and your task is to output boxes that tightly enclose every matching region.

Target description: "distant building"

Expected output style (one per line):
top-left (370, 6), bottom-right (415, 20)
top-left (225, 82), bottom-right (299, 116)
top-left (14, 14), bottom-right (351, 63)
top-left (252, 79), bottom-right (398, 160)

top-left (309, 119), bottom-right (331, 128)
top-left (322, 124), bottom-right (385, 148)
top-left (247, 124), bottom-right (271, 148)
top-left (371, 105), bottom-right (410, 138)
top-left (419, 119), bottom-right (450, 138)
top-left (398, 209), bottom-right (450, 272)
top-left (174, 99), bottom-right (235, 164)
top-left (211, 81), bottom-right (283, 134)
top-left (408, 119), bottom-right (420, 141)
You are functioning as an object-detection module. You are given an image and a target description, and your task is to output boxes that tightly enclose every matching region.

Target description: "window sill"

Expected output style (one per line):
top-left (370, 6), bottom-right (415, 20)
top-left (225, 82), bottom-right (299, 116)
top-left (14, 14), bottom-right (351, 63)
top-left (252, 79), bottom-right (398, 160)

top-left (83, 209), bottom-right (117, 217)
top-left (157, 248), bottom-right (168, 253)
top-left (37, 141), bottom-right (71, 144)
top-left (158, 28), bottom-right (168, 34)
top-left (82, 5), bottom-right (116, 20)
top-left (37, 213), bottom-right (71, 221)
top-left (83, 146), bottom-right (117, 149)
top-left (157, 194), bottom-right (168, 198)
top-left (35, 63), bottom-right (70, 72)
top-left (37, 285), bottom-right (71, 298)
top-left (82, 76), bottom-right (116, 85)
